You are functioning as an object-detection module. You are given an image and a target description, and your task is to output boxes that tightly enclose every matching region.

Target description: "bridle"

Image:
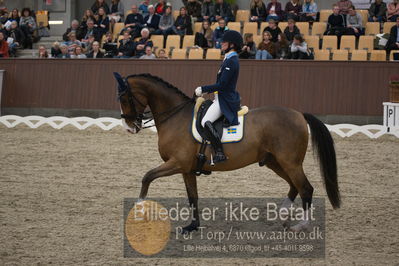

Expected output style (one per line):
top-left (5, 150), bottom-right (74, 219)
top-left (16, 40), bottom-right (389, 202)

top-left (118, 79), bottom-right (193, 131)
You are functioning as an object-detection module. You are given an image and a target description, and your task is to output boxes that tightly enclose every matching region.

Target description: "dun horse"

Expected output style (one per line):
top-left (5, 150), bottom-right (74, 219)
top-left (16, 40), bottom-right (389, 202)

top-left (114, 73), bottom-right (340, 232)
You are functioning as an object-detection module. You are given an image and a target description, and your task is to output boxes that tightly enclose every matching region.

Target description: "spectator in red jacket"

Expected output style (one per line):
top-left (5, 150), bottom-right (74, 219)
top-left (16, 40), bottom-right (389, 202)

top-left (0, 31), bottom-right (9, 58)
top-left (266, 0), bottom-right (283, 21)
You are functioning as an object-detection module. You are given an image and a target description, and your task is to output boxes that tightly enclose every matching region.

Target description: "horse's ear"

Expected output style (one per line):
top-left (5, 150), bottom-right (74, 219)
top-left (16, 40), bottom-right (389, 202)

top-left (113, 72), bottom-right (127, 94)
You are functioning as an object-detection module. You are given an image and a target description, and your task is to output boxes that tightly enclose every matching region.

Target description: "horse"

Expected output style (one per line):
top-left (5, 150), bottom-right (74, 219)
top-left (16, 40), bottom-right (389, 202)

top-left (113, 72), bottom-right (340, 232)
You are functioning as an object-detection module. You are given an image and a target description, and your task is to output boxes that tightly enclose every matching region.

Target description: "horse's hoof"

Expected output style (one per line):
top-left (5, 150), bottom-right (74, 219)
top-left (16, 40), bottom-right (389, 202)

top-left (182, 223), bottom-right (199, 233)
top-left (289, 221), bottom-right (311, 232)
top-left (282, 219), bottom-right (291, 229)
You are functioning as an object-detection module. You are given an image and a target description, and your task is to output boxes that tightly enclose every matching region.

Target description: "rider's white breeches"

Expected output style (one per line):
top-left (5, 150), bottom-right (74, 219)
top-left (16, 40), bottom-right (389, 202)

top-left (201, 95), bottom-right (223, 127)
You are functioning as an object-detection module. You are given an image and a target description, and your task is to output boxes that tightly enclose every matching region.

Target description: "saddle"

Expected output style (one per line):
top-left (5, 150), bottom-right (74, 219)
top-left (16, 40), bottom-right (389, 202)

top-left (192, 97), bottom-right (248, 176)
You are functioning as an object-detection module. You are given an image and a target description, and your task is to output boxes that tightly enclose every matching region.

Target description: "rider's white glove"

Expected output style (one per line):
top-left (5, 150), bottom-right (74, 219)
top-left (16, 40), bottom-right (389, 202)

top-left (195, 86), bottom-right (203, 97)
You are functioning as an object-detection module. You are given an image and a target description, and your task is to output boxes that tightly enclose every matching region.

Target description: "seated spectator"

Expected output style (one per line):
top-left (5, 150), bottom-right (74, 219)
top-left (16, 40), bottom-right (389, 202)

top-left (95, 7), bottom-right (110, 38)
top-left (63, 20), bottom-right (80, 42)
top-left (19, 7), bottom-right (36, 49)
top-left (256, 31), bottom-right (275, 59)
top-left (200, 0), bottom-right (215, 23)
top-left (38, 45), bottom-right (49, 58)
top-left (173, 7), bottom-right (192, 36)
top-left (154, 5), bottom-right (174, 36)
top-left (80, 9), bottom-right (96, 31)
top-left (337, 0), bottom-right (353, 15)
top-left (262, 19), bottom-right (281, 43)
top-left (212, 18), bottom-right (229, 49)
top-left (239, 33), bottom-right (257, 59)
top-left (134, 28), bottom-right (153, 58)
top-left (140, 0), bottom-right (150, 17)
top-left (368, 0), bottom-right (387, 22)
top-left (195, 20), bottom-right (213, 48)
top-left (285, 0), bottom-right (302, 21)
top-left (214, 0), bottom-right (234, 23)
top-left (143, 5), bottom-right (160, 33)
top-left (140, 45), bottom-right (156, 59)
top-left (154, 0), bottom-right (167, 15)
top-left (184, 0), bottom-right (202, 22)
top-left (388, 0), bottom-right (399, 22)
top-left (83, 34), bottom-right (96, 52)
top-left (288, 34), bottom-right (312, 59)
top-left (71, 46), bottom-right (87, 58)
top-left (109, 0), bottom-right (125, 23)
top-left (81, 19), bottom-right (100, 42)
top-left (250, 0), bottom-right (267, 25)
top-left (64, 32), bottom-right (82, 52)
top-left (91, 0), bottom-right (110, 15)
top-left (7, 21), bottom-right (24, 56)
top-left (57, 44), bottom-right (71, 58)
top-left (157, 48), bottom-right (168, 59)
top-left (275, 33), bottom-right (289, 59)
top-left (0, 31), bottom-right (9, 58)
top-left (325, 5), bottom-right (346, 38)
top-left (115, 30), bottom-right (135, 58)
top-left (0, 9), bottom-right (7, 24)
top-left (284, 19), bottom-right (300, 43)
top-left (345, 6), bottom-right (363, 37)
top-left (51, 42), bottom-right (61, 58)
top-left (386, 16), bottom-right (399, 54)
top-left (87, 41), bottom-right (104, 58)
top-left (300, 0), bottom-right (317, 22)
top-left (266, 0), bottom-right (283, 22)
top-left (7, 9), bottom-right (20, 25)
top-left (124, 5), bottom-right (144, 38)
top-left (102, 32), bottom-right (118, 57)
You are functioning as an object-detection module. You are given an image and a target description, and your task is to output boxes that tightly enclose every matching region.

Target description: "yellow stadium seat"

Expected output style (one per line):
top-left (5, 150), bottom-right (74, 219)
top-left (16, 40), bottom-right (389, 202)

top-left (253, 35), bottom-right (262, 46)
top-left (125, 10), bottom-right (133, 18)
top-left (304, 35), bottom-right (320, 50)
top-left (36, 11), bottom-right (49, 27)
top-left (370, 50), bottom-right (386, 61)
top-left (113, 22), bottom-right (125, 39)
top-left (171, 48), bottom-right (187, 59)
top-left (211, 22), bottom-right (218, 31)
top-left (389, 51), bottom-right (399, 61)
top-left (357, 10), bottom-right (369, 26)
top-left (173, 10), bottom-right (180, 20)
top-left (277, 22), bottom-right (288, 32)
top-left (243, 22), bottom-right (258, 35)
top-left (312, 22), bottom-right (327, 37)
top-left (182, 35), bottom-right (194, 48)
top-left (165, 35), bottom-right (181, 49)
top-left (332, 49), bottom-right (349, 61)
top-left (194, 22), bottom-right (202, 34)
top-left (322, 35), bottom-right (338, 50)
top-left (188, 48), bottom-right (203, 59)
top-left (206, 48), bottom-right (222, 59)
top-left (314, 49), bottom-right (330, 60)
top-left (383, 22), bottom-right (396, 34)
top-left (319, 10), bottom-right (333, 22)
top-left (365, 22), bottom-right (380, 35)
top-left (358, 35), bottom-right (374, 51)
top-left (340, 35), bottom-right (356, 51)
top-left (235, 10), bottom-right (250, 22)
top-left (150, 35), bottom-right (164, 49)
top-left (260, 22), bottom-right (269, 32)
top-left (351, 50), bottom-right (368, 61)
top-left (227, 22), bottom-right (241, 33)
top-left (296, 22), bottom-right (310, 35)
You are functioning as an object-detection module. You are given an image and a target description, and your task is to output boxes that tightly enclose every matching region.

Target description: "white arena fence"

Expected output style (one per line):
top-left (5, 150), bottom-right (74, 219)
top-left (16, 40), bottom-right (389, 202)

top-left (0, 115), bottom-right (398, 139)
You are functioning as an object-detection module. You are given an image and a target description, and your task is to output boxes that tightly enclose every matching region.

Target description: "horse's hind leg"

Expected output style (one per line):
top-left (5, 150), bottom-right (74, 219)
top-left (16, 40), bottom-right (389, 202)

top-left (182, 173), bottom-right (200, 233)
top-left (264, 153), bottom-right (298, 227)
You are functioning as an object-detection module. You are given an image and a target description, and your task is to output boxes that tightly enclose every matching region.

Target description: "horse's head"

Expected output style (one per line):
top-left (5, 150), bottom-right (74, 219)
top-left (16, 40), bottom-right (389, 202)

top-left (114, 72), bottom-right (147, 134)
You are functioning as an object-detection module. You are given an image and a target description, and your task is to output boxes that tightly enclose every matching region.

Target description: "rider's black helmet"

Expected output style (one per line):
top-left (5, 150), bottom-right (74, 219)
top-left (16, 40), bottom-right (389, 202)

top-left (222, 30), bottom-right (243, 52)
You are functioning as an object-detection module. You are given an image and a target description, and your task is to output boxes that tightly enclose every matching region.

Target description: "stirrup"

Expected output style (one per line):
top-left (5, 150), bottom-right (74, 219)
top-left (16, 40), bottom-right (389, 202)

top-left (213, 152), bottom-right (227, 164)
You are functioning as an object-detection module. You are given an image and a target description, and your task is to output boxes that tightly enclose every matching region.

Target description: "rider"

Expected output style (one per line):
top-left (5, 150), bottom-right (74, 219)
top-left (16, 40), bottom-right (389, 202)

top-left (195, 30), bottom-right (243, 164)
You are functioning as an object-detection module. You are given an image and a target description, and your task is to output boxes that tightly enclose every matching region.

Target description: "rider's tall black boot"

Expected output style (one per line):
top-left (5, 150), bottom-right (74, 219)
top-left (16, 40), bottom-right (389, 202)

top-left (204, 121), bottom-right (227, 163)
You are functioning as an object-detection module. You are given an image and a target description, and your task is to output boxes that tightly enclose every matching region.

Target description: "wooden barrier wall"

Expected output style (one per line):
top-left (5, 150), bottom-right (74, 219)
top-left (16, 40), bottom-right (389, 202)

top-left (0, 59), bottom-right (397, 116)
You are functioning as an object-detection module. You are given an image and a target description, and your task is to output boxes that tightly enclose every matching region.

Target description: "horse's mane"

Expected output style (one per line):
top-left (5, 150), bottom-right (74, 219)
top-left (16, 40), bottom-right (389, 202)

top-left (126, 73), bottom-right (191, 100)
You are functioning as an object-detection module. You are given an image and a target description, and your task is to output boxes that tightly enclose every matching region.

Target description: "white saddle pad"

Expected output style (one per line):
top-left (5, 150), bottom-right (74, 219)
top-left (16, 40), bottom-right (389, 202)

top-left (191, 115), bottom-right (245, 144)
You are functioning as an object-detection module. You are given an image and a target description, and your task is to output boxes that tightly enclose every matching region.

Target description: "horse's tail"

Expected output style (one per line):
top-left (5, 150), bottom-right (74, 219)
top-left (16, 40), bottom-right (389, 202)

top-left (303, 113), bottom-right (341, 209)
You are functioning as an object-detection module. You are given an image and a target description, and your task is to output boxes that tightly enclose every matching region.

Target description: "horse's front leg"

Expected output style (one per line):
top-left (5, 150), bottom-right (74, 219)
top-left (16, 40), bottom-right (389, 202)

top-left (182, 173), bottom-right (200, 233)
top-left (138, 160), bottom-right (181, 200)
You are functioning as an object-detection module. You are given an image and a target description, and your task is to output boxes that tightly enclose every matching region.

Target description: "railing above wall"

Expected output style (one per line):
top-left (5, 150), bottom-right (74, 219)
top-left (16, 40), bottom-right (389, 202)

top-left (0, 59), bottom-right (396, 117)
